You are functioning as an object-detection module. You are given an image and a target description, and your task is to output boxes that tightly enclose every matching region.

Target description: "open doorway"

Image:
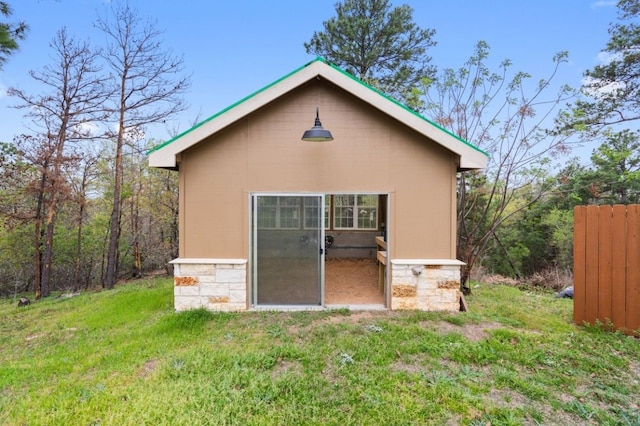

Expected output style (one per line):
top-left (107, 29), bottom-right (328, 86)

top-left (324, 194), bottom-right (388, 307)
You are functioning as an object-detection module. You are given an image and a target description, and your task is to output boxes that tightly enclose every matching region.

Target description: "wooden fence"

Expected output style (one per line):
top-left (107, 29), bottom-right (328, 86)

top-left (574, 205), bottom-right (640, 335)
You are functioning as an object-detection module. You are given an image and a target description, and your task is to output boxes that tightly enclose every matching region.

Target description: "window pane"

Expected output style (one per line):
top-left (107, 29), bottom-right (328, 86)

top-left (324, 197), bottom-right (330, 229)
top-left (334, 207), bottom-right (353, 228)
top-left (258, 197), bottom-right (277, 207)
top-left (334, 194), bottom-right (354, 207)
top-left (304, 198), bottom-right (320, 228)
top-left (358, 194), bottom-right (377, 206)
top-left (258, 206), bottom-right (276, 228)
top-left (279, 197), bottom-right (300, 207)
top-left (331, 194), bottom-right (378, 229)
top-left (280, 207), bottom-right (299, 228)
top-left (357, 207), bottom-right (377, 229)
top-left (304, 209), bottom-right (319, 228)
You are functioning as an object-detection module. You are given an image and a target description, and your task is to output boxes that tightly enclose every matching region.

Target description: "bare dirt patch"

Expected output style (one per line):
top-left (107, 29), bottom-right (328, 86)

top-left (630, 359), bottom-right (640, 387)
top-left (270, 359), bottom-right (303, 379)
top-left (431, 321), bottom-right (503, 342)
top-left (323, 310), bottom-right (382, 324)
top-left (487, 387), bottom-right (527, 408)
top-left (391, 354), bottom-right (428, 375)
top-left (138, 359), bottom-right (158, 378)
top-left (25, 332), bottom-right (46, 342)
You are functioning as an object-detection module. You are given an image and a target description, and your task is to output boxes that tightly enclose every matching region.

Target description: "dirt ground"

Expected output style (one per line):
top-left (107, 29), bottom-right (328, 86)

top-left (324, 258), bottom-right (384, 305)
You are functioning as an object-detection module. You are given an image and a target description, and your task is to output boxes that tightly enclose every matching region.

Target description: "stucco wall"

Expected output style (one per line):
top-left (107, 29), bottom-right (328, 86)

top-left (178, 79), bottom-right (458, 262)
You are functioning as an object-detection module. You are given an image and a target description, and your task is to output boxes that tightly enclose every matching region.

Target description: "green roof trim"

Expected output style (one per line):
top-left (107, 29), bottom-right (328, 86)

top-left (318, 58), bottom-right (488, 157)
top-left (147, 58), bottom-right (321, 154)
top-left (148, 56), bottom-right (488, 158)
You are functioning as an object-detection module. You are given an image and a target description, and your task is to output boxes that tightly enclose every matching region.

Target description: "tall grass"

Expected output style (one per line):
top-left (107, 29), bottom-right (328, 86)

top-left (1, 279), bottom-right (638, 425)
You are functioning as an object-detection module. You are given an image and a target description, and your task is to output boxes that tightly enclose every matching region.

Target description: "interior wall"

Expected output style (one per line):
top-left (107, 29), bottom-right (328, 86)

top-left (325, 230), bottom-right (379, 259)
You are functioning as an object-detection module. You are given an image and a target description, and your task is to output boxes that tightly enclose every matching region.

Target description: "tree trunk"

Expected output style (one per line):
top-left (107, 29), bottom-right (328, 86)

top-left (40, 208), bottom-right (56, 298)
top-left (460, 264), bottom-right (472, 295)
top-left (132, 177), bottom-right (142, 278)
top-left (105, 130), bottom-right (124, 289)
top-left (73, 172), bottom-right (87, 291)
top-left (32, 165), bottom-right (48, 299)
top-left (33, 217), bottom-right (43, 299)
top-left (73, 208), bottom-right (84, 291)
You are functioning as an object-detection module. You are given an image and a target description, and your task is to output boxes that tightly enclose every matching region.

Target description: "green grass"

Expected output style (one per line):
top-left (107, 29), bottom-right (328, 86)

top-left (1, 279), bottom-right (639, 425)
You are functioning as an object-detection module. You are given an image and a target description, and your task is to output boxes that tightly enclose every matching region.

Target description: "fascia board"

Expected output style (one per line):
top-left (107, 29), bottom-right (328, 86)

top-left (460, 152), bottom-right (488, 170)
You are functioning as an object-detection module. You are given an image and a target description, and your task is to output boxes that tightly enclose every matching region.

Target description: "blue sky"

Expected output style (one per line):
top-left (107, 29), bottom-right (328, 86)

top-left (0, 0), bottom-right (619, 144)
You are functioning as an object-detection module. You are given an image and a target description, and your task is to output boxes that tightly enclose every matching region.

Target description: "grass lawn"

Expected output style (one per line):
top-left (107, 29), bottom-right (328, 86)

top-left (1, 278), bottom-right (638, 425)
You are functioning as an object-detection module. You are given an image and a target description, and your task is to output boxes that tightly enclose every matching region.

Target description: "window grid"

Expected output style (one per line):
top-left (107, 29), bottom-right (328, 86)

top-left (333, 194), bottom-right (378, 230)
top-left (257, 197), bottom-right (301, 229)
top-left (302, 197), bottom-right (329, 230)
top-left (257, 195), bottom-right (378, 230)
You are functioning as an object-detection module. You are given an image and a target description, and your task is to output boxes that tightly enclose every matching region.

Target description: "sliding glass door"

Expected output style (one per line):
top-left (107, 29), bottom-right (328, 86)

top-left (252, 194), bottom-right (324, 306)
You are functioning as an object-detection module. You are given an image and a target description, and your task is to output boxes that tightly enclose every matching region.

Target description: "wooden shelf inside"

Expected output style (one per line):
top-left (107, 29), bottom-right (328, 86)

top-left (377, 250), bottom-right (387, 265)
top-left (375, 236), bottom-right (387, 294)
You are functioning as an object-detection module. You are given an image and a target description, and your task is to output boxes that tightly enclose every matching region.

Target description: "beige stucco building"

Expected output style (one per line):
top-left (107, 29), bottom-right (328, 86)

top-left (149, 58), bottom-right (487, 312)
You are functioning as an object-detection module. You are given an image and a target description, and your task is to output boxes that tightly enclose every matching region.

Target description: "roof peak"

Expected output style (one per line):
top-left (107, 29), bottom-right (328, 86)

top-left (149, 58), bottom-right (488, 170)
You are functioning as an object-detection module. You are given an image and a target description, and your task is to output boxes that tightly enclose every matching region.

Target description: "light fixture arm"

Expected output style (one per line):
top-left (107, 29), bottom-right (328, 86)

top-left (313, 107), bottom-right (322, 127)
top-left (301, 107), bottom-right (334, 142)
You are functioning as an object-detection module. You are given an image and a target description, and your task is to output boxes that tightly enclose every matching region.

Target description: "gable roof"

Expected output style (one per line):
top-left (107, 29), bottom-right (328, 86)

top-left (148, 57), bottom-right (488, 170)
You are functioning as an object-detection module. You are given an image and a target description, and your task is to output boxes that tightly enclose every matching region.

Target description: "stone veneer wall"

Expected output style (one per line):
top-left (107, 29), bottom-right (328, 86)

top-left (171, 258), bottom-right (462, 312)
top-left (171, 259), bottom-right (247, 312)
top-left (390, 260), bottom-right (463, 312)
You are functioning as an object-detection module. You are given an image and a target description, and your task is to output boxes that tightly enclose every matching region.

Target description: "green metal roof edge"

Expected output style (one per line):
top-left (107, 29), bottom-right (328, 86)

top-left (320, 60), bottom-right (488, 158)
top-left (148, 56), bottom-right (488, 158)
top-left (147, 57), bottom-right (324, 154)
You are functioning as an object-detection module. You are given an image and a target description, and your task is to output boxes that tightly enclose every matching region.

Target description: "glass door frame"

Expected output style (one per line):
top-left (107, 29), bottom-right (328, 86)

top-left (250, 192), bottom-right (325, 308)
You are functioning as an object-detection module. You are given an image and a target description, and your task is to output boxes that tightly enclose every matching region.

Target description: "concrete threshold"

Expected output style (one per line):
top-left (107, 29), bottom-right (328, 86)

top-left (250, 304), bottom-right (387, 311)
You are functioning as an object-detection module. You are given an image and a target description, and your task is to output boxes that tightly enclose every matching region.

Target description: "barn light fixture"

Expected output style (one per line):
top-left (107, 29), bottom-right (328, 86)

top-left (301, 108), bottom-right (333, 142)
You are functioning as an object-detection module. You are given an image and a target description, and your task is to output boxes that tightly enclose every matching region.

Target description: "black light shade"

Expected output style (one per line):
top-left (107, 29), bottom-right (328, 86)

top-left (301, 108), bottom-right (333, 142)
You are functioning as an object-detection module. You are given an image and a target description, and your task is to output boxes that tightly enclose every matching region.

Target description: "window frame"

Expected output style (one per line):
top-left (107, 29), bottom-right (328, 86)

top-left (331, 193), bottom-right (379, 231)
top-left (255, 194), bottom-right (379, 231)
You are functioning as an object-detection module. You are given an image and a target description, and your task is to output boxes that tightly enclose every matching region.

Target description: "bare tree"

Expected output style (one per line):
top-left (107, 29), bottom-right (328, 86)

top-left (96, 1), bottom-right (190, 289)
top-left (421, 41), bottom-right (575, 292)
top-left (8, 28), bottom-right (109, 298)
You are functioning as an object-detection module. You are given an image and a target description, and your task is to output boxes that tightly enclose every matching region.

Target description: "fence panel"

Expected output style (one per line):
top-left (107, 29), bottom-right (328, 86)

top-left (597, 206), bottom-right (612, 322)
top-left (574, 205), bottom-right (640, 335)
top-left (627, 206), bottom-right (640, 332)
top-left (585, 206), bottom-right (600, 325)
top-left (611, 205), bottom-right (627, 328)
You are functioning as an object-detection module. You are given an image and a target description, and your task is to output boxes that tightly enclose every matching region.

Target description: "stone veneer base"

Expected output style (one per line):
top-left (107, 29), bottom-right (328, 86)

top-left (170, 258), bottom-right (248, 312)
top-left (390, 259), bottom-right (464, 312)
top-left (170, 258), bottom-right (463, 313)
